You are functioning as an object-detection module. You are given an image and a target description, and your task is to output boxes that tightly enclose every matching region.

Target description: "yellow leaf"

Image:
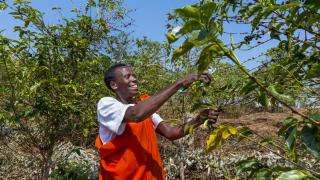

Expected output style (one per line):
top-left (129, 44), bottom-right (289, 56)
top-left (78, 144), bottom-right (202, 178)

top-left (228, 126), bottom-right (238, 135)
top-left (206, 133), bottom-right (216, 148)
top-left (222, 130), bottom-right (231, 139)
top-left (189, 125), bottom-right (194, 135)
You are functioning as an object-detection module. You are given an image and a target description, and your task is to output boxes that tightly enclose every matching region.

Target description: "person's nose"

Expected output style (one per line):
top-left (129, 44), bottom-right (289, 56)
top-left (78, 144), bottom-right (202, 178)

top-left (130, 75), bottom-right (137, 82)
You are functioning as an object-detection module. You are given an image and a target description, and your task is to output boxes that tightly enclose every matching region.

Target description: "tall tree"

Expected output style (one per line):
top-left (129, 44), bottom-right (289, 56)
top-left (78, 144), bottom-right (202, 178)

top-left (0, 0), bottom-right (129, 178)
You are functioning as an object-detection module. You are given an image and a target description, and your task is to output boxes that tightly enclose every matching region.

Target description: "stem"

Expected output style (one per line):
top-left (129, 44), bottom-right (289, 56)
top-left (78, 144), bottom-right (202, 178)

top-left (214, 41), bottom-right (320, 126)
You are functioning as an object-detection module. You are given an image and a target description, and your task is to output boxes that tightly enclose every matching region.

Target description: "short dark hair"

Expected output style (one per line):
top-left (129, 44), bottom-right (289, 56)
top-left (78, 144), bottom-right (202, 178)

top-left (104, 63), bottom-right (128, 91)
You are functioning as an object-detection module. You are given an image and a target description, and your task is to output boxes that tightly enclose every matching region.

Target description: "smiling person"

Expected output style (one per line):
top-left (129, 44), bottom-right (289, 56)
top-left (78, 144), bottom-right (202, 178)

top-left (96, 63), bottom-right (220, 180)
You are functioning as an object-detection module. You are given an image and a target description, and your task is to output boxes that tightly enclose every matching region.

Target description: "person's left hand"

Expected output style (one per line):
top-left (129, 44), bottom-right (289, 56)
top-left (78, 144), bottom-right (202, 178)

top-left (196, 108), bottom-right (221, 124)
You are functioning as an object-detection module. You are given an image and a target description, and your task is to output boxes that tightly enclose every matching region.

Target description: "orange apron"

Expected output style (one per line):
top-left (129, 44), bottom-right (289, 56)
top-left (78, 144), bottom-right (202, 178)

top-left (96, 95), bottom-right (165, 180)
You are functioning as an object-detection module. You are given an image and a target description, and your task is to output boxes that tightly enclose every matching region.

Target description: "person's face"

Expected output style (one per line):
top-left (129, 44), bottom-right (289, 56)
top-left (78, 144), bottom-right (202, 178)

top-left (111, 66), bottom-right (138, 98)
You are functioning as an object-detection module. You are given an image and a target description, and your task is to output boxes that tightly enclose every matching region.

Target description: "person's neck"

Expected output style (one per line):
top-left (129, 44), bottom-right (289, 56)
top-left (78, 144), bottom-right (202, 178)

top-left (116, 94), bottom-right (134, 104)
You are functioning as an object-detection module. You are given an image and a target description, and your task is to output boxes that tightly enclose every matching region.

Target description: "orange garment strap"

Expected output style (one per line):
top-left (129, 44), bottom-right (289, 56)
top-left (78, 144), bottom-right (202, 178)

top-left (96, 94), bottom-right (165, 180)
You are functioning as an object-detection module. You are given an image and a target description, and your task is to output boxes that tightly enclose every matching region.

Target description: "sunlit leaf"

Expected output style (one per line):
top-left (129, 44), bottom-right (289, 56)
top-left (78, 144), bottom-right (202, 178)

top-left (275, 170), bottom-right (310, 180)
top-left (171, 40), bottom-right (194, 62)
top-left (175, 5), bottom-right (200, 20)
top-left (196, 44), bottom-right (216, 72)
top-left (222, 130), bottom-right (232, 139)
top-left (206, 125), bottom-right (237, 152)
top-left (206, 130), bottom-right (221, 151)
top-left (267, 85), bottom-right (294, 104)
top-left (166, 33), bottom-right (178, 44)
top-left (179, 19), bottom-right (202, 35)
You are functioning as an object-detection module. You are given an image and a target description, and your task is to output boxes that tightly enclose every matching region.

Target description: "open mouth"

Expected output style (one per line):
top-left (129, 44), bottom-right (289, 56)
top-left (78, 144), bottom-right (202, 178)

top-left (129, 84), bottom-right (138, 90)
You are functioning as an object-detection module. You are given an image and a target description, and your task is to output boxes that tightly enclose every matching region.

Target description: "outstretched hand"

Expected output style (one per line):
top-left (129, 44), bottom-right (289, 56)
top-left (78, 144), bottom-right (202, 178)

top-left (180, 70), bottom-right (212, 88)
top-left (196, 108), bottom-right (221, 124)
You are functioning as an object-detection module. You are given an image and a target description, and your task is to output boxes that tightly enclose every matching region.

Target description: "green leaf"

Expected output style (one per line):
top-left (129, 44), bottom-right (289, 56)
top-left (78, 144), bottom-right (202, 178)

top-left (304, 0), bottom-right (320, 10)
top-left (171, 40), bottom-right (194, 62)
top-left (200, 2), bottom-right (216, 23)
top-left (237, 127), bottom-right (253, 142)
top-left (252, 6), bottom-right (275, 32)
top-left (258, 91), bottom-right (271, 108)
top-left (236, 158), bottom-right (263, 175)
top-left (306, 63), bottom-right (320, 79)
top-left (278, 117), bottom-right (298, 136)
top-left (175, 5), bottom-right (200, 20)
top-left (240, 79), bottom-right (258, 95)
top-left (0, 3), bottom-right (8, 10)
top-left (178, 19), bottom-right (202, 35)
top-left (310, 112), bottom-right (320, 121)
top-left (284, 125), bottom-right (298, 162)
top-left (187, 29), bottom-right (216, 47)
top-left (166, 33), bottom-right (178, 44)
top-left (267, 85), bottom-right (294, 103)
top-left (83, 128), bottom-right (89, 138)
top-left (301, 124), bottom-right (320, 159)
top-left (256, 168), bottom-right (272, 180)
top-left (196, 43), bottom-right (222, 72)
top-left (74, 148), bottom-right (81, 156)
top-left (275, 170), bottom-right (310, 180)
top-left (246, 4), bottom-right (262, 18)
top-left (277, 2), bottom-right (301, 11)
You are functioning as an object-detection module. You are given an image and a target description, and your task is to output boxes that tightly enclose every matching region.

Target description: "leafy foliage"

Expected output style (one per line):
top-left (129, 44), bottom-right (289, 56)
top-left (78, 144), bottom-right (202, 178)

top-left (236, 158), bottom-right (316, 180)
top-left (166, 0), bottom-right (320, 177)
top-left (0, 0), bottom-right (128, 178)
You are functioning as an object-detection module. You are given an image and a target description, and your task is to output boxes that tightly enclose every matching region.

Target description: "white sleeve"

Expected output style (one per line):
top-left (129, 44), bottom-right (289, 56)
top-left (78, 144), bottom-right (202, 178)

top-left (151, 113), bottom-right (164, 129)
top-left (97, 97), bottom-right (134, 135)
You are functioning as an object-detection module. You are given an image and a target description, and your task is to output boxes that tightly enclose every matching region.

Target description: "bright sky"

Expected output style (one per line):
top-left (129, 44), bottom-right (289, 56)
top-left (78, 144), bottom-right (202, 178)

top-left (1, 0), bottom-right (278, 70)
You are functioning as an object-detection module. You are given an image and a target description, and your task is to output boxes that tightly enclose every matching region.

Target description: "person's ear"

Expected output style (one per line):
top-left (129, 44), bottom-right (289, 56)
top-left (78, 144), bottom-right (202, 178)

top-left (110, 81), bottom-right (118, 90)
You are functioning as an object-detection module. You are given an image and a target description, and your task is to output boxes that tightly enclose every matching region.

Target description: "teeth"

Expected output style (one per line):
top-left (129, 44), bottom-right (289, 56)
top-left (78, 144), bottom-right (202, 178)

top-left (130, 84), bottom-right (137, 88)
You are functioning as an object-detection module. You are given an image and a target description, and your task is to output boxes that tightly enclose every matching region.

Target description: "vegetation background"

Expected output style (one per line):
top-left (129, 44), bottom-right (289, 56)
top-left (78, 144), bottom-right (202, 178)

top-left (0, 0), bottom-right (319, 179)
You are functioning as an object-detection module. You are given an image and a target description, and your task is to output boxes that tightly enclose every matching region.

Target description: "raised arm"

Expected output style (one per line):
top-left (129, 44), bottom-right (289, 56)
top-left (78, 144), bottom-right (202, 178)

top-left (123, 72), bottom-right (211, 122)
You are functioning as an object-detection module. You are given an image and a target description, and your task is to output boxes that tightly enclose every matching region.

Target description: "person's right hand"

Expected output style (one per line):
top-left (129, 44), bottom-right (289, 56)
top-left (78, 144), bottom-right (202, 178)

top-left (196, 108), bottom-right (221, 124)
top-left (179, 71), bottom-right (212, 88)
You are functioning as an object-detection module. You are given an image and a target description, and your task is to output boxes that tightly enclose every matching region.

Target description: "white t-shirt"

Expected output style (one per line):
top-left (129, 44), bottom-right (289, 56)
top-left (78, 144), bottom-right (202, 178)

top-left (97, 97), bottom-right (164, 144)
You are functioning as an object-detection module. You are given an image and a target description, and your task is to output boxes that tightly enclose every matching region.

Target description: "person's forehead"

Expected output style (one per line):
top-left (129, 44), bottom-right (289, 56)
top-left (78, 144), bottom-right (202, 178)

top-left (115, 66), bottom-right (134, 75)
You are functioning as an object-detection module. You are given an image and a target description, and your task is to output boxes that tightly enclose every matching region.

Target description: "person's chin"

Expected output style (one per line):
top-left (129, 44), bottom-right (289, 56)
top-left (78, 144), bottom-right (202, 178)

top-left (129, 88), bottom-right (138, 95)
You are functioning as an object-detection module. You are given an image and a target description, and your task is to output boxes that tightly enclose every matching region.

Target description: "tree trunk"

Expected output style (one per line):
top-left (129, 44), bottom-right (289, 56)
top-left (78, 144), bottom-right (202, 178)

top-left (41, 149), bottom-right (53, 180)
